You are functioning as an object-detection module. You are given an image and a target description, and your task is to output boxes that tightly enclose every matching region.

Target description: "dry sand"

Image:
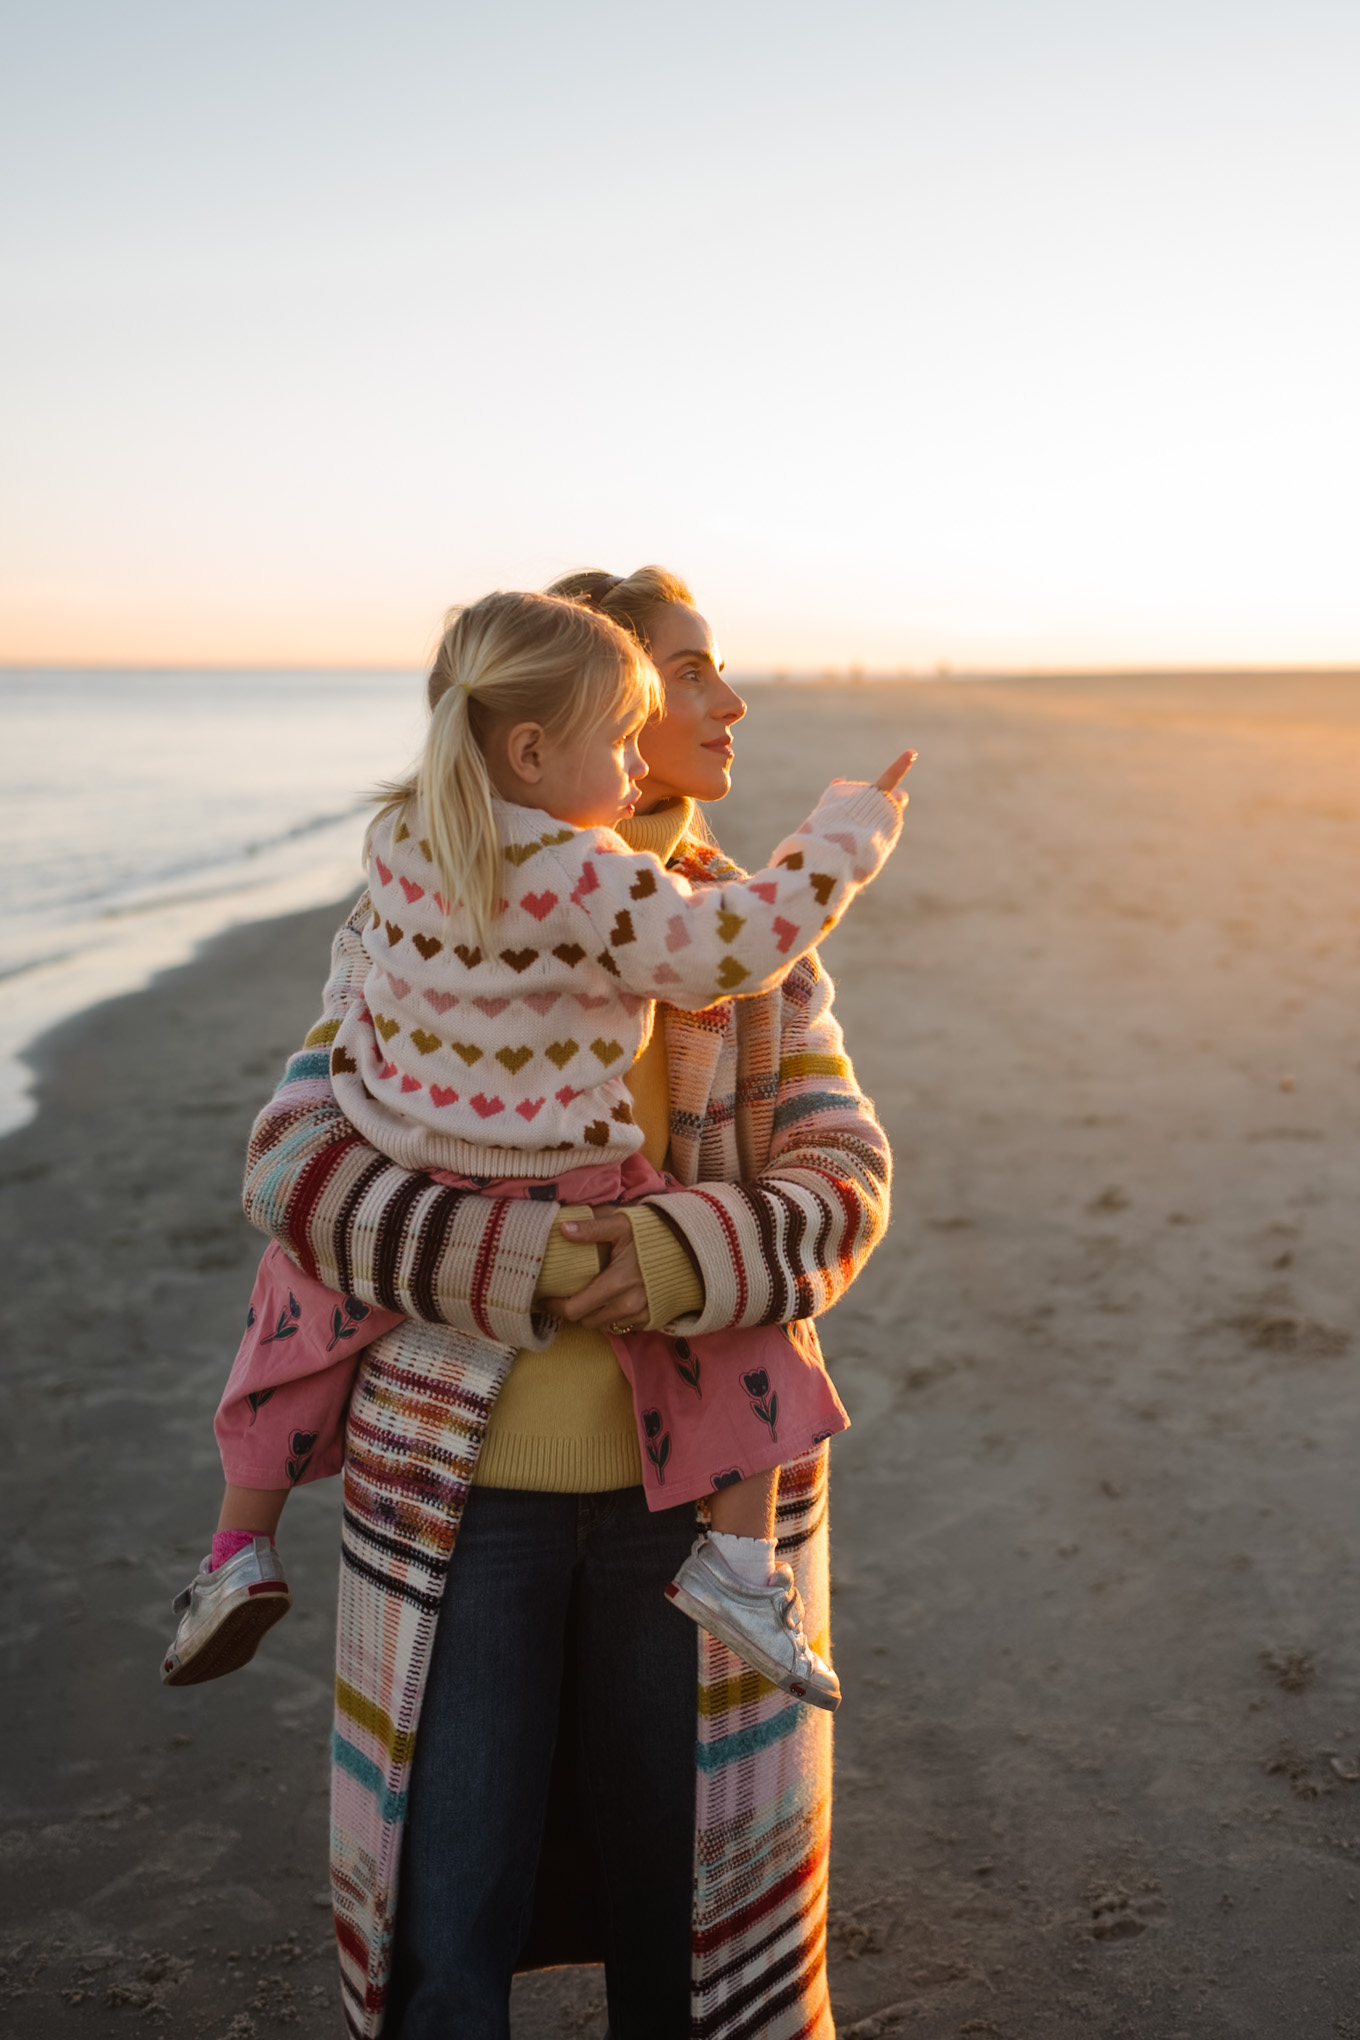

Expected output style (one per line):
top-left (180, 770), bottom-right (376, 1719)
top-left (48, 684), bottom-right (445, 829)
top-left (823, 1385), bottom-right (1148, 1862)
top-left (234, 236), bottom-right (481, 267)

top-left (3, 674), bottom-right (1359, 2037)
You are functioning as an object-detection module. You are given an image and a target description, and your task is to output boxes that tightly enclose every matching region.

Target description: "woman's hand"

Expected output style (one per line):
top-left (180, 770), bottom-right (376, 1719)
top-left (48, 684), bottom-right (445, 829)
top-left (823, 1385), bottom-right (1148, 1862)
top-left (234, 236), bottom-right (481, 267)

top-left (540, 1208), bottom-right (650, 1335)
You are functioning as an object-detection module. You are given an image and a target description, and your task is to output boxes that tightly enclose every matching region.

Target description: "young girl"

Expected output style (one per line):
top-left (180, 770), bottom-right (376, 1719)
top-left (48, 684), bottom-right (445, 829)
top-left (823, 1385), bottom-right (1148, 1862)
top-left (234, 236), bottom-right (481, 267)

top-left (163, 589), bottom-right (910, 1705)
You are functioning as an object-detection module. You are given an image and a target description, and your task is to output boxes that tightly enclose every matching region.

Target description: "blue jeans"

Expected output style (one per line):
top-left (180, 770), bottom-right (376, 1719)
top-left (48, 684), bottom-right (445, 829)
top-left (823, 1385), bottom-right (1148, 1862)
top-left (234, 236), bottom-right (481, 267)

top-left (387, 1484), bottom-right (699, 2040)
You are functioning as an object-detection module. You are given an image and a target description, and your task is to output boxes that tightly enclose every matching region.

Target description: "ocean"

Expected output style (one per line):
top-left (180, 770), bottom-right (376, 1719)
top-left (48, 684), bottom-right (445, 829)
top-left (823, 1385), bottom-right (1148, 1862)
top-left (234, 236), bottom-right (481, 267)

top-left (1, 668), bottom-right (427, 1136)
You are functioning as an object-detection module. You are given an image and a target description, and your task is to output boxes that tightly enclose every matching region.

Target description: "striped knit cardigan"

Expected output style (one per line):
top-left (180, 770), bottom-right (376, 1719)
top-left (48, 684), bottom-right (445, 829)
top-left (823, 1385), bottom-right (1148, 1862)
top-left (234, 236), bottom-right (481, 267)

top-left (242, 827), bottom-right (892, 2040)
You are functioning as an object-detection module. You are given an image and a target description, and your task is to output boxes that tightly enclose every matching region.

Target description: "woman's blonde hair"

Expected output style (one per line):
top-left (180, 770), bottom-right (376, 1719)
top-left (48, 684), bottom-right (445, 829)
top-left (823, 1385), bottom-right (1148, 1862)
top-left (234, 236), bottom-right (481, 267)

top-left (546, 565), bottom-right (696, 653)
top-left (375, 589), bottom-right (660, 946)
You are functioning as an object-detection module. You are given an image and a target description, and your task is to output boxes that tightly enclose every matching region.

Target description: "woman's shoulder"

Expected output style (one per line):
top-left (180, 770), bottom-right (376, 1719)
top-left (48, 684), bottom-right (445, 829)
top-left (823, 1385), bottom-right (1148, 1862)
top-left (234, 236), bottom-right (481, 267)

top-left (669, 834), bottom-right (746, 885)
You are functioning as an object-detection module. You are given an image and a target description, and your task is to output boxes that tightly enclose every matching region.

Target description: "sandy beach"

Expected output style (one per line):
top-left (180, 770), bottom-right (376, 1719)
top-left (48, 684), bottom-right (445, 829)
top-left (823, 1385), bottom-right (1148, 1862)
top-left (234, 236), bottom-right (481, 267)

top-left (3, 673), bottom-right (1359, 2038)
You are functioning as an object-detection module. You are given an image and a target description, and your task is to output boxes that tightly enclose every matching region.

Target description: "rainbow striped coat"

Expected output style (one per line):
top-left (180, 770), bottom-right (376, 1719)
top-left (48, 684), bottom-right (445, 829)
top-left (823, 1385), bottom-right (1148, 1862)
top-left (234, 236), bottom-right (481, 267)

top-left (242, 829), bottom-right (892, 2039)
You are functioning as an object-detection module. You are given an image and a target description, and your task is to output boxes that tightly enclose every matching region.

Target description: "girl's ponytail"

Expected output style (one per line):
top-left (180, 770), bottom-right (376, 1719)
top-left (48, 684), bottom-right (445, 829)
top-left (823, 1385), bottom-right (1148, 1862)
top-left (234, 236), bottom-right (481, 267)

top-left (417, 663), bottom-right (501, 949)
top-left (372, 589), bottom-right (659, 947)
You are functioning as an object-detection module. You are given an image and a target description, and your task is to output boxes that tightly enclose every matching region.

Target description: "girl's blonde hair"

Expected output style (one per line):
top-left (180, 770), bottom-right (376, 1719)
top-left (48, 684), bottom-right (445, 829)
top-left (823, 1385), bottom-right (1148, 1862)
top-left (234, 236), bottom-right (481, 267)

top-left (376, 589), bottom-right (660, 945)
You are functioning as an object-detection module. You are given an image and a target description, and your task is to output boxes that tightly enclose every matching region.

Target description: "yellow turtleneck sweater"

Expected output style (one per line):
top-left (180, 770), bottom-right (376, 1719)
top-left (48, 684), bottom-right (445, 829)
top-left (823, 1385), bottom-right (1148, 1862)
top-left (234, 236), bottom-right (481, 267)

top-left (474, 799), bottom-right (706, 1492)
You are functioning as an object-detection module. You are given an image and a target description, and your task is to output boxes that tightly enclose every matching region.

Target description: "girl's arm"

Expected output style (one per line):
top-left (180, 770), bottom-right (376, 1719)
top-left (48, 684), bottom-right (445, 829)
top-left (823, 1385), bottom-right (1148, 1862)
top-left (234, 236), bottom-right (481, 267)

top-left (242, 893), bottom-right (566, 1347)
top-left (558, 950), bottom-right (890, 1335)
top-left (555, 779), bottom-right (905, 1011)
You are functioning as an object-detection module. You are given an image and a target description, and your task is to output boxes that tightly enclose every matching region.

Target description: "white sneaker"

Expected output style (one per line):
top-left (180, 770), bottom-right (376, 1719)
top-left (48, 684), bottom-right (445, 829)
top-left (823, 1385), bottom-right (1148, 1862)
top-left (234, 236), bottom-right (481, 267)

top-left (665, 1537), bottom-right (841, 1711)
top-left (160, 1537), bottom-right (291, 1686)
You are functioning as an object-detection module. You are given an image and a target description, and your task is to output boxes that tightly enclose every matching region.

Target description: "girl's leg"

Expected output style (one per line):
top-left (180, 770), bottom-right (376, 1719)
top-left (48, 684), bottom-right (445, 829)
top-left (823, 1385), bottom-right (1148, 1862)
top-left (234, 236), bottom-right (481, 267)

top-left (387, 1488), bottom-right (579, 2040)
top-left (573, 1488), bottom-right (699, 2040)
top-left (707, 1466), bottom-right (777, 1540)
top-left (215, 1485), bottom-right (288, 1538)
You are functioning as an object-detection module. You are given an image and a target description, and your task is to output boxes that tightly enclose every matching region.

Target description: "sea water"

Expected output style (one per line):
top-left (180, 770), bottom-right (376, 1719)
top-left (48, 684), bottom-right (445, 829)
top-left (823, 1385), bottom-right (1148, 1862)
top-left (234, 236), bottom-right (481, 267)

top-left (1, 668), bottom-right (426, 1137)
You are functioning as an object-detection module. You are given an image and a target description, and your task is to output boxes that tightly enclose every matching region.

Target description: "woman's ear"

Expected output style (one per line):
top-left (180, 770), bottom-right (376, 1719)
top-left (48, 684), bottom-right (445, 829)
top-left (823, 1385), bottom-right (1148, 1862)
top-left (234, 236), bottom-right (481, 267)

top-left (502, 721), bottom-right (547, 787)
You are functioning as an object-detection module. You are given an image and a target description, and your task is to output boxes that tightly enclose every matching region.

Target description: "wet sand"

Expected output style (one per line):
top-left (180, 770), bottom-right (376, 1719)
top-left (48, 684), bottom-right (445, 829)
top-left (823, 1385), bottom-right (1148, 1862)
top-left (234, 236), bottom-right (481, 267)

top-left (3, 675), bottom-right (1359, 2035)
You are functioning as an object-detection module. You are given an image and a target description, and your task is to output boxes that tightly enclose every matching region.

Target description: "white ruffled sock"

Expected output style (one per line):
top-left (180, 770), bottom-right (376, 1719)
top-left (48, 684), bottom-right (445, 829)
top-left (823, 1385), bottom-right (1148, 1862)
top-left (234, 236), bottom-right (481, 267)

top-left (708, 1531), bottom-right (778, 1589)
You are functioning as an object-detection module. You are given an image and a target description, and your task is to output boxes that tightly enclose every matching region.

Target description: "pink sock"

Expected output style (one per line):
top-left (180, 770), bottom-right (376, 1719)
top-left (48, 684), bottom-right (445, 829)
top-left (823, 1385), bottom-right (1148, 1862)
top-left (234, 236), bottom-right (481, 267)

top-left (210, 1529), bottom-right (272, 1571)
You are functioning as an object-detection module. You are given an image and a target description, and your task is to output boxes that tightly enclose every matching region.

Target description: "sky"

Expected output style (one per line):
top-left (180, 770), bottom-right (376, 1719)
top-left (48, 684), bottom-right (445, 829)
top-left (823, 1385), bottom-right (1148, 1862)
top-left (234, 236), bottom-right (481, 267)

top-left (2, 0), bottom-right (1358, 672)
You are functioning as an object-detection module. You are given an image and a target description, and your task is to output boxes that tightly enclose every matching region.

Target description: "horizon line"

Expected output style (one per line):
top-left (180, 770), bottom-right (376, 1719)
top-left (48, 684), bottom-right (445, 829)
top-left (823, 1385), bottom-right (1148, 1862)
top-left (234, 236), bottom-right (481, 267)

top-left (4, 658), bottom-right (1360, 680)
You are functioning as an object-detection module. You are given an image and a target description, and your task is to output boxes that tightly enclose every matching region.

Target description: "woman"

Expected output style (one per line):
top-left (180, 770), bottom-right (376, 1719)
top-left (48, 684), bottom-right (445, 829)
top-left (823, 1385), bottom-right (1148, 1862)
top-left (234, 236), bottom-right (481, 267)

top-left (242, 567), bottom-right (895, 2039)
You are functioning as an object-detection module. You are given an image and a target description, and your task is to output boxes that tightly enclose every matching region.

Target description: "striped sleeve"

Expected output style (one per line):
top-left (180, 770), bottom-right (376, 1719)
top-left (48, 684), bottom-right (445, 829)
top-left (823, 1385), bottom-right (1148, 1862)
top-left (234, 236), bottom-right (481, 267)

top-left (644, 953), bottom-right (891, 1334)
top-left (241, 894), bottom-right (557, 1349)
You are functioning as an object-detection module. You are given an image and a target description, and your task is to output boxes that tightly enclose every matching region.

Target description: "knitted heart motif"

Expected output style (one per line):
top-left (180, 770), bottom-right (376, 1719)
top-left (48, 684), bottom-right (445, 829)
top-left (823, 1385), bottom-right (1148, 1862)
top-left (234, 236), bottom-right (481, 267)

top-left (590, 1038), bottom-right (625, 1066)
top-left (374, 1013), bottom-right (400, 1042)
top-left (393, 823), bottom-right (409, 843)
top-left (610, 1100), bottom-right (635, 1124)
top-left (596, 950), bottom-right (621, 979)
top-left (555, 1085), bottom-right (578, 1105)
top-left (520, 890), bottom-right (558, 921)
top-left (749, 881), bottom-right (777, 905)
top-left (665, 916), bottom-right (691, 953)
top-left (652, 964), bottom-right (682, 986)
top-left (413, 933), bottom-right (443, 960)
top-left (332, 1045), bottom-right (358, 1075)
top-left (378, 1061), bottom-right (398, 1080)
top-left (453, 944), bottom-right (482, 969)
top-left (583, 1120), bottom-right (611, 1146)
top-left (400, 876), bottom-right (425, 904)
top-left (409, 1029), bottom-right (443, 1055)
top-left (470, 1094), bottom-right (505, 1118)
top-left (400, 1074), bottom-right (422, 1093)
top-left (430, 1084), bottom-right (458, 1108)
top-left (496, 1045), bottom-right (533, 1073)
top-left (825, 831), bottom-right (858, 855)
top-left (434, 892), bottom-right (449, 915)
top-left (499, 948), bottom-right (539, 973)
top-left (716, 907), bottom-right (745, 944)
top-left (424, 989), bottom-right (459, 1014)
top-left (449, 1041), bottom-right (484, 1066)
top-left (544, 1039), bottom-right (579, 1069)
top-left (716, 956), bottom-right (750, 990)
top-left (385, 975), bottom-right (411, 1000)
top-left (573, 994), bottom-right (610, 1011)
top-left (552, 943), bottom-right (585, 968)
top-left (570, 861), bottom-right (600, 905)
top-left (375, 856), bottom-right (393, 886)
top-left (515, 1097), bottom-right (546, 1120)
top-left (617, 992), bottom-right (646, 1017)
top-left (472, 997), bottom-right (510, 1017)
top-left (503, 827), bottom-right (571, 866)
top-left (609, 910), bottom-right (635, 947)
top-left (778, 850), bottom-right (804, 870)
top-left (524, 991), bottom-right (560, 1015)
top-left (809, 872), bottom-right (834, 905)
top-left (773, 916), bottom-right (798, 953)
top-left (629, 867), bottom-right (657, 900)
top-left (385, 921), bottom-right (404, 946)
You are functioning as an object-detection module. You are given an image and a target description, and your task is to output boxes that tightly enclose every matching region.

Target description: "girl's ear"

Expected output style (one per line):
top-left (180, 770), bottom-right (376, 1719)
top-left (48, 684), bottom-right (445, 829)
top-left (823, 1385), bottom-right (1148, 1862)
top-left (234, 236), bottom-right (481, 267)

top-left (502, 721), bottom-right (547, 787)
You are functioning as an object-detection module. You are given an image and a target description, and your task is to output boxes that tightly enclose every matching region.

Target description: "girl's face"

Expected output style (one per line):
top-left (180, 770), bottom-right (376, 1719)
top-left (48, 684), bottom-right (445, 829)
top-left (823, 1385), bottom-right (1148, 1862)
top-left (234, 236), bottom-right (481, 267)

top-left (636, 605), bottom-right (746, 810)
top-left (536, 702), bottom-right (649, 829)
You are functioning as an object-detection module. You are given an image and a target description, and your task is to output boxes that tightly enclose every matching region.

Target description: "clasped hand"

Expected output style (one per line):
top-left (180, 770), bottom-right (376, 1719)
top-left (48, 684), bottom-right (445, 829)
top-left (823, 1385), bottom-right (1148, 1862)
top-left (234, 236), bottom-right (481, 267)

top-left (541, 1207), bottom-right (649, 1334)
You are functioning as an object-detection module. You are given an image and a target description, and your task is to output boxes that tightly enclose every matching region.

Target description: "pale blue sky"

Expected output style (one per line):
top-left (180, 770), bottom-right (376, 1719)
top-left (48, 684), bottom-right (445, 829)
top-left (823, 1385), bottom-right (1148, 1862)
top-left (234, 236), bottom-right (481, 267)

top-left (3, 0), bottom-right (1357, 667)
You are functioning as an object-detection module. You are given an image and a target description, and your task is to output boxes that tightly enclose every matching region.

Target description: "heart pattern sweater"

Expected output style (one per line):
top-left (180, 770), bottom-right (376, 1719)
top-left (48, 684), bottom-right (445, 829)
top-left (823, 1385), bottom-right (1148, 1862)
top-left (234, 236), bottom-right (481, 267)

top-left (328, 779), bottom-right (902, 1177)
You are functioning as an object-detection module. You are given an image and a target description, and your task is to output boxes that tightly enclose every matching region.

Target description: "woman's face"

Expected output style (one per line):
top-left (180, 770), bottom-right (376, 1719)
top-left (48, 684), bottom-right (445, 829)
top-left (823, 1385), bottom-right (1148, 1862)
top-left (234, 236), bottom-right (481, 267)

top-left (636, 605), bottom-right (746, 810)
